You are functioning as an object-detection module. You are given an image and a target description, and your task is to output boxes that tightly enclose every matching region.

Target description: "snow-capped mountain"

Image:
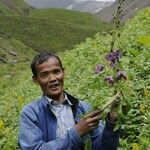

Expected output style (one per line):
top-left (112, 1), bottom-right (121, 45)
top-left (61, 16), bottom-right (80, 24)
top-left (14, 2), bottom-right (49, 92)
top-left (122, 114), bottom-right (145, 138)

top-left (24, 0), bottom-right (116, 13)
top-left (67, 1), bottom-right (114, 13)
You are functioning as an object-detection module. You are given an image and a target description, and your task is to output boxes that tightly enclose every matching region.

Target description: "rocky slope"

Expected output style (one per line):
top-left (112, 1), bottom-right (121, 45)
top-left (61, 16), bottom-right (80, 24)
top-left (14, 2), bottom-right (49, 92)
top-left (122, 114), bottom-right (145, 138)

top-left (96, 0), bottom-right (150, 22)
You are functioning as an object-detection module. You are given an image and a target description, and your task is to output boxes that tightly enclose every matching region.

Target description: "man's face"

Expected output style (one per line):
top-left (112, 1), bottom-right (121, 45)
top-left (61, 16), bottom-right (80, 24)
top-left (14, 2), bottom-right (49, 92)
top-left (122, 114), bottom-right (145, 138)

top-left (33, 57), bottom-right (64, 101)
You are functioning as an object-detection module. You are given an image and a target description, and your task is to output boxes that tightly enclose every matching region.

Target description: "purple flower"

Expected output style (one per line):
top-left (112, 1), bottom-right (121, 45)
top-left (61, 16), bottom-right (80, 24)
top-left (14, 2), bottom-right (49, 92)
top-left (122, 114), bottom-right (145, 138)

top-left (105, 76), bottom-right (114, 85)
top-left (105, 53), bottom-right (115, 63)
top-left (116, 70), bottom-right (127, 80)
top-left (95, 64), bottom-right (104, 74)
top-left (105, 50), bottom-right (121, 67)
top-left (113, 50), bottom-right (121, 60)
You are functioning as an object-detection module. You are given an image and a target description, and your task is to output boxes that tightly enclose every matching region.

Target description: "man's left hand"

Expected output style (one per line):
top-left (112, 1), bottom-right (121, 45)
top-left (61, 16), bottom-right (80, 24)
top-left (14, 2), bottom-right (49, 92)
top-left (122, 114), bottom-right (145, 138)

top-left (108, 111), bottom-right (118, 124)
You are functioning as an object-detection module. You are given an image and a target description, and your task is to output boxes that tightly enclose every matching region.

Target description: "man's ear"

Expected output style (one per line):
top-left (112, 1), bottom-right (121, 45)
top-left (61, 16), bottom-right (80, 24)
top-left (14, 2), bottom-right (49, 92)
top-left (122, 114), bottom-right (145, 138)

top-left (32, 76), bottom-right (39, 85)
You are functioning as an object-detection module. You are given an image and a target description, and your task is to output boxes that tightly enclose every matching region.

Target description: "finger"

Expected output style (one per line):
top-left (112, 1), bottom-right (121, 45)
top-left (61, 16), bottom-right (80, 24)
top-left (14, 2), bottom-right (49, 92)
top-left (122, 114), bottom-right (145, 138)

top-left (109, 111), bottom-right (118, 122)
top-left (90, 125), bottom-right (99, 131)
top-left (89, 121), bottom-right (99, 127)
top-left (90, 115), bottom-right (101, 122)
top-left (84, 109), bottom-right (101, 118)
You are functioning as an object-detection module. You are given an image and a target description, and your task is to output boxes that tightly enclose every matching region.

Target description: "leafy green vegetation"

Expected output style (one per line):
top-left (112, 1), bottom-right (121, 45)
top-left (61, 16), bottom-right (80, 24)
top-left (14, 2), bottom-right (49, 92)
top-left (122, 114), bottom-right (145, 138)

top-left (0, 0), bottom-right (32, 15)
top-left (61, 8), bottom-right (150, 150)
top-left (0, 7), bottom-right (150, 150)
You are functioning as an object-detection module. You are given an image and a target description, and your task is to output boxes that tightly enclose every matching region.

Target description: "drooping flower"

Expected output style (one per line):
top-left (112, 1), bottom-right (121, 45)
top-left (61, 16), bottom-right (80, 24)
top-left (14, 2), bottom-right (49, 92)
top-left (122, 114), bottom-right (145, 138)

top-left (105, 76), bottom-right (114, 85)
top-left (116, 70), bottom-right (127, 80)
top-left (105, 50), bottom-right (121, 67)
top-left (95, 64), bottom-right (104, 74)
top-left (113, 50), bottom-right (121, 60)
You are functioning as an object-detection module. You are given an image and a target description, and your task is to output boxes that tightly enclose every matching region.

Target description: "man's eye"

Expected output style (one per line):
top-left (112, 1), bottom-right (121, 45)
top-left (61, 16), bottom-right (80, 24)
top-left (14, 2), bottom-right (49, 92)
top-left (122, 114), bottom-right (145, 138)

top-left (53, 69), bottom-right (61, 74)
top-left (40, 73), bottom-right (48, 77)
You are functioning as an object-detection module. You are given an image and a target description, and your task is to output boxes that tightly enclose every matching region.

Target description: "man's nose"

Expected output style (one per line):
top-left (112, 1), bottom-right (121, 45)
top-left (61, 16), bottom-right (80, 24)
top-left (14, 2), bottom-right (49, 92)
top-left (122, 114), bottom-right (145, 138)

top-left (48, 74), bottom-right (57, 82)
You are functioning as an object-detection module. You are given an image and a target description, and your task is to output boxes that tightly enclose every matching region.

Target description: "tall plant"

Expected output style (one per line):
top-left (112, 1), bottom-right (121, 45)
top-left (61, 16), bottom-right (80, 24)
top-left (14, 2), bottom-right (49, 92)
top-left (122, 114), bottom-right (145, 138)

top-left (94, 0), bottom-right (131, 122)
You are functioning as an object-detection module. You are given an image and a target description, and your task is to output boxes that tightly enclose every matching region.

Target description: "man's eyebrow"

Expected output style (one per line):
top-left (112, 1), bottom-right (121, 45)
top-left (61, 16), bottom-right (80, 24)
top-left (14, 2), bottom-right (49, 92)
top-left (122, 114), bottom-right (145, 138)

top-left (40, 70), bottom-right (49, 74)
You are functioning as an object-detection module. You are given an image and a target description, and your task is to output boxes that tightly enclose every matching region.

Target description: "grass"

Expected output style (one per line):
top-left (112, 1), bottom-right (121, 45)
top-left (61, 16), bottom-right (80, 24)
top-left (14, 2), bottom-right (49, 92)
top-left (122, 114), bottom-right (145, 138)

top-left (0, 35), bottom-right (36, 95)
top-left (29, 8), bottom-right (109, 28)
top-left (0, 0), bottom-right (32, 15)
top-left (0, 9), bottom-right (112, 52)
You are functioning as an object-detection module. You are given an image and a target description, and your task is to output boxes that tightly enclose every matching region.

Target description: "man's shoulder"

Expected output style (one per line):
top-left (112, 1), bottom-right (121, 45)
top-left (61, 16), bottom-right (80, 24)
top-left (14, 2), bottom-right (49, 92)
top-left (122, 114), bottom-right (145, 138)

top-left (21, 96), bottom-right (43, 114)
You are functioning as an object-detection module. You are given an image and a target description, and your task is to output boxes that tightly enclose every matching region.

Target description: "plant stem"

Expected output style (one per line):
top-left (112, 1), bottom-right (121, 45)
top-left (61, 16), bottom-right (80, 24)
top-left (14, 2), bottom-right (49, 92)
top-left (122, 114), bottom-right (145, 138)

top-left (110, 0), bottom-right (124, 51)
top-left (98, 91), bottom-right (121, 112)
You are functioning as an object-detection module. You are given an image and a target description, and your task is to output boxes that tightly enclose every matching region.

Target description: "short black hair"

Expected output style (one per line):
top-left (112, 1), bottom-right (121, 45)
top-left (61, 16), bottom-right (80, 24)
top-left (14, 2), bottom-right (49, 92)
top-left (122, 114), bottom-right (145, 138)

top-left (31, 52), bottom-right (63, 77)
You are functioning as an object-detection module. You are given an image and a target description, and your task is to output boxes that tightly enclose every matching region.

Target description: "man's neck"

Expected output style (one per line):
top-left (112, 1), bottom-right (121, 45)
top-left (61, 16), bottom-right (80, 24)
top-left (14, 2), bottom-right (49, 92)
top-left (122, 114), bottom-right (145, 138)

top-left (44, 93), bottom-right (65, 103)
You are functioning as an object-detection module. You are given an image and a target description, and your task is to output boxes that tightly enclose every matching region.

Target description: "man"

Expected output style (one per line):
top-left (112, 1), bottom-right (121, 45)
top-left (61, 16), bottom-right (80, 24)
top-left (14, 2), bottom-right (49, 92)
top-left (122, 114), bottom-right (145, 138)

top-left (18, 52), bottom-right (120, 150)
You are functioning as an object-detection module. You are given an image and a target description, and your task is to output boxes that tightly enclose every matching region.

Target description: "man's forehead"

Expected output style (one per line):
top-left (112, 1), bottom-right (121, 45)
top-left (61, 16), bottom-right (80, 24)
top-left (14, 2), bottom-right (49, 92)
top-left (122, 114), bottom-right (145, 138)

top-left (36, 57), bottom-right (61, 69)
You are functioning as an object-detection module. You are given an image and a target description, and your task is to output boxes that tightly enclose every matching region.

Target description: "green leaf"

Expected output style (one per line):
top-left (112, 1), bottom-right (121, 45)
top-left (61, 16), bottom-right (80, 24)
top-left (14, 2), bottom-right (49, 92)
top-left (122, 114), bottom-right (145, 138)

top-left (138, 35), bottom-right (150, 46)
top-left (113, 122), bottom-right (120, 132)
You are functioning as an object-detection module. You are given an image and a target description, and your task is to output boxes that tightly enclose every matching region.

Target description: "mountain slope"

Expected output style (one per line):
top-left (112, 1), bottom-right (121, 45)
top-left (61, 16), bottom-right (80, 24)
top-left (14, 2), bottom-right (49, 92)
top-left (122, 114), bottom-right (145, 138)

top-left (96, 0), bottom-right (150, 22)
top-left (0, 0), bottom-right (33, 15)
top-left (0, 9), bottom-right (111, 52)
top-left (29, 8), bottom-right (108, 27)
top-left (67, 1), bottom-right (113, 13)
top-left (0, 34), bottom-right (36, 95)
top-left (24, 0), bottom-right (73, 8)
top-left (24, 0), bottom-right (114, 13)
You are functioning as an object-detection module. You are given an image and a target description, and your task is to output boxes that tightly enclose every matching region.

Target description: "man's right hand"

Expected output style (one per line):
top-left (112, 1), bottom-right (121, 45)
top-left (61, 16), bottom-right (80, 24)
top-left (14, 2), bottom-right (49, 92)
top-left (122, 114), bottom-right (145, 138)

top-left (75, 109), bottom-right (101, 136)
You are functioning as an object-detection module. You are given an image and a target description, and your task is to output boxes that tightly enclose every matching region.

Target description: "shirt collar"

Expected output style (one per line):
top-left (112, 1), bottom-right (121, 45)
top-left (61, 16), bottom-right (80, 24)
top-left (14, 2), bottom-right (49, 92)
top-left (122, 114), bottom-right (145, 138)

top-left (45, 93), bottom-right (73, 106)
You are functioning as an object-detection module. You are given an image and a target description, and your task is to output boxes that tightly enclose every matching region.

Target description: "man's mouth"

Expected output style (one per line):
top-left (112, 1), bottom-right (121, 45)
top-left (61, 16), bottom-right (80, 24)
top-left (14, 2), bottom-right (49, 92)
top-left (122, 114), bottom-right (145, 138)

top-left (49, 83), bottom-right (59, 89)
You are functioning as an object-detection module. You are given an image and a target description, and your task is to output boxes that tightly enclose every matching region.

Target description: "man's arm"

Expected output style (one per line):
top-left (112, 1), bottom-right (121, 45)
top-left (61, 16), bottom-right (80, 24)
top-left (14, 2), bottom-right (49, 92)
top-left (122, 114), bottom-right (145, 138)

top-left (90, 112), bottom-right (120, 150)
top-left (75, 101), bottom-right (120, 150)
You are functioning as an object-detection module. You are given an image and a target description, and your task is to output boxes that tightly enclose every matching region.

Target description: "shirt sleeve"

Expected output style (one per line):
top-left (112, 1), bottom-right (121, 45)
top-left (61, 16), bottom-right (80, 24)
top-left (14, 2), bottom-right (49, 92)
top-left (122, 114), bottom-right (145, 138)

top-left (90, 117), bottom-right (120, 150)
top-left (18, 105), bottom-right (84, 150)
top-left (77, 100), bottom-right (120, 150)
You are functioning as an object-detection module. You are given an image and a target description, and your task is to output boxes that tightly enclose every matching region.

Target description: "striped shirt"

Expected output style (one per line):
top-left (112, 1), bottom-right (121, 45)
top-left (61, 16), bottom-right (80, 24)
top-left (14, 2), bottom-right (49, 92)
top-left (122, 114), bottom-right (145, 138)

top-left (45, 94), bottom-right (75, 138)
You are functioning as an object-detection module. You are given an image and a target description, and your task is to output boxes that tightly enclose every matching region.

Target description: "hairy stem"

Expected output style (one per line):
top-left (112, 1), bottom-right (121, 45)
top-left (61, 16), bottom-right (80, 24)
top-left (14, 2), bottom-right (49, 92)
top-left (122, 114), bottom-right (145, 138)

top-left (110, 0), bottom-right (124, 51)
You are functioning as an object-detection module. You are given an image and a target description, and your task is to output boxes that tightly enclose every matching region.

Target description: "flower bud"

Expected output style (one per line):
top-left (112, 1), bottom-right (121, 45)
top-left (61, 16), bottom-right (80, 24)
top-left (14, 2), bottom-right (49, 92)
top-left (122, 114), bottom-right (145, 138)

top-left (116, 70), bottom-right (127, 80)
top-left (95, 64), bottom-right (104, 74)
top-left (105, 76), bottom-right (114, 85)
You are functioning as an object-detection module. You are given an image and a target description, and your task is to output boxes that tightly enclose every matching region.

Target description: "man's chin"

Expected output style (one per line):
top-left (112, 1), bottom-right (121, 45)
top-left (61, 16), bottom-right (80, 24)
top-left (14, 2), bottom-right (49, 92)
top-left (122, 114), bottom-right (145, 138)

top-left (46, 90), bottom-right (63, 100)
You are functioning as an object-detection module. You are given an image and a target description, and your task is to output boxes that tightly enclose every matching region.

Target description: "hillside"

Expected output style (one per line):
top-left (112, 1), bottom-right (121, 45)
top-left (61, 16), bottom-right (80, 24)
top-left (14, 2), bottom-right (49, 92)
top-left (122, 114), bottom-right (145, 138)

top-left (0, 0), bottom-right (33, 15)
top-left (0, 9), bottom-right (111, 52)
top-left (0, 34), bottom-right (36, 95)
top-left (29, 8), bottom-right (107, 27)
top-left (0, 0), bottom-right (112, 52)
top-left (96, 0), bottom-right (150, 22)
top-left (0, 7), bottom-right (149, 149)
top-left (24, 0), bottom-right (114, 13)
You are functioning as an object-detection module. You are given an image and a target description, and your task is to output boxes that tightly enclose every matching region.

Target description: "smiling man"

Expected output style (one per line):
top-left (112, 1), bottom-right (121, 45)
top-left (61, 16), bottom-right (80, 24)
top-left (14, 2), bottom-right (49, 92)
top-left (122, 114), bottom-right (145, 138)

top-left (18, 52), bottom-right (120, 150)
